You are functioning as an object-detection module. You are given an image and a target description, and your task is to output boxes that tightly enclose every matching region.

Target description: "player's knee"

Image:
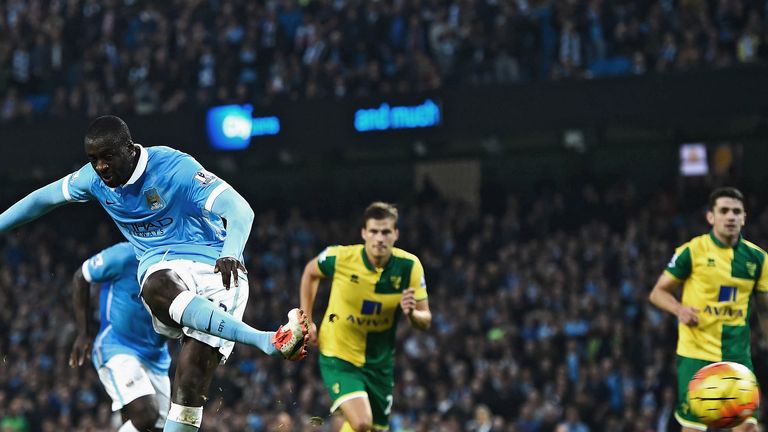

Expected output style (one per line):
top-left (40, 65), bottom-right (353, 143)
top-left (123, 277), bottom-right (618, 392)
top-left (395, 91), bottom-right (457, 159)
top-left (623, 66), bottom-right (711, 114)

top-left (130, 409), bottom-right (159, 431)
top-left (125, 397), bottom-right (160, 431)
top-left (174, 375), bottom-right (209, 406)
top-left (142, 270), bottom-right (184, 311)
top-left (736, 423), bottom-right (758, 432)
top-left (349, 418), bottom-right (373, 432)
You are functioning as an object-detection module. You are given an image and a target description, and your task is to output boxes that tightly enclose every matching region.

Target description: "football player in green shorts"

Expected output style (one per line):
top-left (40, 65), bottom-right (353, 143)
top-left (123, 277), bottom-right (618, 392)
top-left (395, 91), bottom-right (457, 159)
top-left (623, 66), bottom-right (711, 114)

top-left (300, 202), bottom-right (432, 431)
top-left (650, 187), bottom-right (768, 432)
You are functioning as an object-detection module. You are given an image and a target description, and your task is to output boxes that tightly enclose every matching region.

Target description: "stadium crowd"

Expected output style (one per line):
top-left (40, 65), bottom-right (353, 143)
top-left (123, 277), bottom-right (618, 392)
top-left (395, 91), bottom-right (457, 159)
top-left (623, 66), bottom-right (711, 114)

top-left (2, 180), bottom-right (768, 431)
top-left (1, 0), bottom-right (768, 122)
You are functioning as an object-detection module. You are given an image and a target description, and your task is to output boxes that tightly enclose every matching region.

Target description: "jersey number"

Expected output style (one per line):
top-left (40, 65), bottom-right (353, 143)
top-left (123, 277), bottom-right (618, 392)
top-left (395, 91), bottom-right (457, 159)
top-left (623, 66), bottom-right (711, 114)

top-left (384, 395), bottom-right (393, 415)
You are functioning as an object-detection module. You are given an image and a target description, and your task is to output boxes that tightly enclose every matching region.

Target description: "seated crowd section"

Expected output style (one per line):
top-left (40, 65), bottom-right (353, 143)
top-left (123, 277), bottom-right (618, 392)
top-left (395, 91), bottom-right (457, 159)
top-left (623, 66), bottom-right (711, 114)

top-left (1, 0), bottom-right (768, 121)
top-left (2, 181), bottom-right (768, 431)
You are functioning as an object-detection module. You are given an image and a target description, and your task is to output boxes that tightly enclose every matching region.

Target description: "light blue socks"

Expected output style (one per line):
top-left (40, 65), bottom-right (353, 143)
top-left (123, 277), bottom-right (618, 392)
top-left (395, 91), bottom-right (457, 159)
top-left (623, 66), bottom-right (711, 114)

top-left (163, 420), bottom-right (199, 432)
top-left (169, 291), bottom-right (278, 356)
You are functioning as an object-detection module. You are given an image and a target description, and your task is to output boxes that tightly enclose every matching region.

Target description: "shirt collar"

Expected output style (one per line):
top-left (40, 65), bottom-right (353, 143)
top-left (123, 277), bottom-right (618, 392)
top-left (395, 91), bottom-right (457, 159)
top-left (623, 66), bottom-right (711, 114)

top-left (708, 231), bottom-right (743, 249)
top-left (360, 245), bottom-right (394, 272)
top-left (124, 144), bottom-right (148, 186)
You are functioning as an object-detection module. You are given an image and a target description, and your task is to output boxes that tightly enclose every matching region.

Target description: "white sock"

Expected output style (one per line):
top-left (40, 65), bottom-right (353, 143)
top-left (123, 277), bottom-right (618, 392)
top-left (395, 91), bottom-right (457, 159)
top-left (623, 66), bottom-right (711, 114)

top-left (118, 420), bottom-right (141, 432)
top-left (168, 290), bottom-right (197, 324)
top-left (166, 403), bottom-right (203, 429)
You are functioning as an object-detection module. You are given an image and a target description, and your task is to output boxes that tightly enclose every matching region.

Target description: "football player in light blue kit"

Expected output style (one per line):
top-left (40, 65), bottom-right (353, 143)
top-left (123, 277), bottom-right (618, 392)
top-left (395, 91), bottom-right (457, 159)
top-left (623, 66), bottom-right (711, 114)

top-left (0, 115), bottom-right (309, 432)
top-left (69, 242), bottom-right (170, 432)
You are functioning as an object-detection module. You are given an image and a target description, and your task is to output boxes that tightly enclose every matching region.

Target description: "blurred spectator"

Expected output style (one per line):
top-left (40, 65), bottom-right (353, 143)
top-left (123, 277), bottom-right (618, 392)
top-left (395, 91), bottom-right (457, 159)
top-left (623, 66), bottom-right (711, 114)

top-left (2, 181), bottom-right (768, 429)
top-left (0, 0), bottom-right (767, 122)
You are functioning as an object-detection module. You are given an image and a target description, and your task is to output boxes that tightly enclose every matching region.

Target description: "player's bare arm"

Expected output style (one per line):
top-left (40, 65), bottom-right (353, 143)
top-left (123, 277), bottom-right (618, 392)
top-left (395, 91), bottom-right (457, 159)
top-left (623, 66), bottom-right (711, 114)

top-left (400, 288), bottom-right (431, 331)
top-left (649, 272), bottom-right (699, 326)
top-left (300, 257), bottom-right (325, 346)
top-left (753, 291), bottom-right (768, 344)
top-left (69, 268), bottom-right (93, 368)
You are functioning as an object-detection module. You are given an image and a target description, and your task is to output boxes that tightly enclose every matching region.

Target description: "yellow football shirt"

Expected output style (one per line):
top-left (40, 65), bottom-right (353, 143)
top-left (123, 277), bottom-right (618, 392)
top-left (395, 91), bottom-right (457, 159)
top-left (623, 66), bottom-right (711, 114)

top-left (665, 232), bottom-right (768, 362)
top-left (316, 244), bottom-right (428, 367)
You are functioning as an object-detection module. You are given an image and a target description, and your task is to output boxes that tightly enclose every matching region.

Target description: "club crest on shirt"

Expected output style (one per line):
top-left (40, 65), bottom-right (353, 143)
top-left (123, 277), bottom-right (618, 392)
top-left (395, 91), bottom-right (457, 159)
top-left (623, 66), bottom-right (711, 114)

top-left (144, 188), bottom-right (165, 211)
top-left (746, 262), bottom-right (757, 277)
top-left (390, 275), bottom-right (402, 290)
top-left (194, 170), bottom-right (217, 187)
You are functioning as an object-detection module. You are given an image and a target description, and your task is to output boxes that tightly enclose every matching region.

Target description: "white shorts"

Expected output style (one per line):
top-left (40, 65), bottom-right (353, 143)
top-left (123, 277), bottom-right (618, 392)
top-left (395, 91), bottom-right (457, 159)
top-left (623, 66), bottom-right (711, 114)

top-left (141, 259), bottom-right (249, 363)
top-left (97, 354), bottom-right (170, 428)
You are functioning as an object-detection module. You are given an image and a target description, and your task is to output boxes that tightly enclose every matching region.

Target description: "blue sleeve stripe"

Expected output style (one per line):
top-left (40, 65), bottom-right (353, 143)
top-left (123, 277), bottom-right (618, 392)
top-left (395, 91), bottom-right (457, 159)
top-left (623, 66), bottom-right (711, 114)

top-left (82, 260), bottom-right (93, 282)
top-left (204, 182), bottom-right (231, 212)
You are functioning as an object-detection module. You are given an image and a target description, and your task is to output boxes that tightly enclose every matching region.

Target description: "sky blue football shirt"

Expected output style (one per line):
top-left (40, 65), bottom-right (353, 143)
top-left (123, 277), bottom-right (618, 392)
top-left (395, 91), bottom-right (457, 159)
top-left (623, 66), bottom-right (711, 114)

top-left (63, 145), bottom-right (233, 279)
top-left (84, 242), bottom-right (170, 373)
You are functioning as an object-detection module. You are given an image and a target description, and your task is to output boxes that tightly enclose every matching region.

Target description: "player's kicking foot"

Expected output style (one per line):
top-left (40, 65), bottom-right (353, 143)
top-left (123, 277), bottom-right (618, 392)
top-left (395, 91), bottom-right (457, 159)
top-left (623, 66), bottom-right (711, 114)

top-left (272, 308), bottom-right (310, 360)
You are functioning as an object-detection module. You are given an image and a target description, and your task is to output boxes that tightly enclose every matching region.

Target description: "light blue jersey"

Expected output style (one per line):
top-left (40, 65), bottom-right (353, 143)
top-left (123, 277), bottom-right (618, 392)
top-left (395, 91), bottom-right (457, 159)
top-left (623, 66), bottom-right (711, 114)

top-left (85, 242), bottom-right (170, 373)
top-left (63, 145), bottom-right (233, 279)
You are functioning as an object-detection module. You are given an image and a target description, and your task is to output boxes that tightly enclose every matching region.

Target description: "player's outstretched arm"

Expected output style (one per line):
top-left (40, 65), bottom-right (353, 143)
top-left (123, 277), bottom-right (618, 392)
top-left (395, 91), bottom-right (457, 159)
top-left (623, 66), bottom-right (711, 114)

top-left (300, 257), bottom-right (325, 346)
top-left (210, 187), bottom-right (255, 289)
top-left (69, 267), bottom-right (93, 368)
top-left (649, 272), bottom-right (699, 326)
top-left (0, 179), bottom-right (72, 233)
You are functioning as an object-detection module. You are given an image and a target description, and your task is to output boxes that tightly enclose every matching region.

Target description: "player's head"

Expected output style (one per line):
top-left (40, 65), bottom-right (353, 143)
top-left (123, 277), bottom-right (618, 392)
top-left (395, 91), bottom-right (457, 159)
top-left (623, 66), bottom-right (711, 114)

top-left (706, 187), bottom-right (745, 242)
top-left (84, 115), bottom-right (138, 188)
top-left (361, 202), bottom-right (399, 262)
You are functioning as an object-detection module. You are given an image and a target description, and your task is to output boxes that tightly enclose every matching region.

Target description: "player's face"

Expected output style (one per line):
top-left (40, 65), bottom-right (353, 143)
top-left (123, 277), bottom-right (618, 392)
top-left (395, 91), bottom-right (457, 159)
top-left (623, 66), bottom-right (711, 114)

top-left (85, 140), bottom-right (136, 188)
top-left (707, 197), bottom-right (745, 240)
top-left (362, 217), bottom-right (399, 261)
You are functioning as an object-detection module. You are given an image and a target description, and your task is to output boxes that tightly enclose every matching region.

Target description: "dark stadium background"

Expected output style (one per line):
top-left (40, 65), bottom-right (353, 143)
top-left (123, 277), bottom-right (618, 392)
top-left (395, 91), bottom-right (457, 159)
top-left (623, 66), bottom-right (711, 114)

top-left (2, 0), bottom-right (768, 430)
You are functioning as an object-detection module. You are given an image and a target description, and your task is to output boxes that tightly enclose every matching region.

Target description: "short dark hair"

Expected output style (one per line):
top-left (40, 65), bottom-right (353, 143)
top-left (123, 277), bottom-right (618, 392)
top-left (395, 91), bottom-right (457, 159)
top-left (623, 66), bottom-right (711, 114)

top-left (362, 202), bottom-right (399, 227)
top-left (85, 115), bottom-right (132, 148)
top-left (708, 187), bottom-right (745, 210)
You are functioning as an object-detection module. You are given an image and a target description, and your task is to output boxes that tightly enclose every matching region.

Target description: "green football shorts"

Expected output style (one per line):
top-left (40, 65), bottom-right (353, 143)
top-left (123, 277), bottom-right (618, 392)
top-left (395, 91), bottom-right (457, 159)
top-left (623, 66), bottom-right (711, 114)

top-left (675, 355), bottom-right (758, 430)
top-left (319, 354), bottom-right (394, 430)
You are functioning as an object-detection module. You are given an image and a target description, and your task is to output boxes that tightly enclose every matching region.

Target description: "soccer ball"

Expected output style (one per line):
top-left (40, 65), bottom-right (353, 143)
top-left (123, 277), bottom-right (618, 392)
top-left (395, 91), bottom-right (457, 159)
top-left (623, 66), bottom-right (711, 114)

top-left (687, 361), bottom-right (760, 429)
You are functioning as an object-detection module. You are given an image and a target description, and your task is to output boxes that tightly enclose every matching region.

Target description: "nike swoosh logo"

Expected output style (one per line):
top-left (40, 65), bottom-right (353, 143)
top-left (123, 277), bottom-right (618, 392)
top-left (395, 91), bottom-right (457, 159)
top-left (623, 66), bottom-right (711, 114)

top-left (105, 199), bottom-right (116, 205)
top-left (205, 311), bottom-right (214, 332)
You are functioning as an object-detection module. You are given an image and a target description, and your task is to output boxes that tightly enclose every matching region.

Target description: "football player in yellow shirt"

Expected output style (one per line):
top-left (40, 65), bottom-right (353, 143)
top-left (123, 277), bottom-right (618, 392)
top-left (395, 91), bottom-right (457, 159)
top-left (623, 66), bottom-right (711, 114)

top-left (650, 187), bottom-right (768, 432)
top-left (300, 202), bottom-right (431, 431)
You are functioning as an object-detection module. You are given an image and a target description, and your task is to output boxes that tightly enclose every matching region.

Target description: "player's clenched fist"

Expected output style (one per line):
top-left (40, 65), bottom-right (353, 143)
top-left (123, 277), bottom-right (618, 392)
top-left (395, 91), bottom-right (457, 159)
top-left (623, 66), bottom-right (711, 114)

top-left (400, 288), bottom-right (416, 315)
top-left (676, 305), bottom-right (699, 326)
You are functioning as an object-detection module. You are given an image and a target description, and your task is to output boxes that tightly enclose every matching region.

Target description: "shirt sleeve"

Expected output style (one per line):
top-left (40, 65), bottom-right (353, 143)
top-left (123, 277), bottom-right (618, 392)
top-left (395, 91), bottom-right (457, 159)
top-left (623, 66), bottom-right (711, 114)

top-left (82, 243), bottom-right (135, 283)
top-left (317, 246), bottom-right (340, 277)
top-left (175, 154), bottom-right (230, 212)
top-left (409, 256), bottom-right (428, 301)
top-left (664, 244), bottom-right (692, 281)
top-left (62, 164), bottom-right (97, 202)
top-left (756, 254), bottom-right (768, 293)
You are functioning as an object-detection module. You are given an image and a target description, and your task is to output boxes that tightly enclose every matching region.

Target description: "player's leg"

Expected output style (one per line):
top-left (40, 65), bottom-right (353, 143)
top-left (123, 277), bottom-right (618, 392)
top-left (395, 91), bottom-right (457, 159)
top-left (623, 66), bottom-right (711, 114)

top-left (120, 362), bottom-right (171, 431)
top-left (320, 354), bottom-right (373, 431)
top-left (140, 262), bottom-right (307, 359)
top-left (97, 354), bottom-right (165, 432)
top-left (675, 355), bottom-right (711, 432)
top-left (732, 420), bottom-right (758, 431)
top-left (338, 398), bottom-right (374, 432)
top-left (163, 338), bottom-right (220, 432)
top-left (120, 395), bottom-right (161, 431)
top-left (362, 364), bottom-right (394, 432)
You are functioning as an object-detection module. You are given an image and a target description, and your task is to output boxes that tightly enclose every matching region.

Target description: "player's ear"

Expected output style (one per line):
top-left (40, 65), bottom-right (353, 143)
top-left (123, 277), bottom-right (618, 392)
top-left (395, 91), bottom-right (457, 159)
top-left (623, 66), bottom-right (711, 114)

top-left (361, 227), bottom-right (367, 240)
top-left (706, 210), bottom-right (715, 225)
top-left (393, 227), bottom-right (399, 241)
